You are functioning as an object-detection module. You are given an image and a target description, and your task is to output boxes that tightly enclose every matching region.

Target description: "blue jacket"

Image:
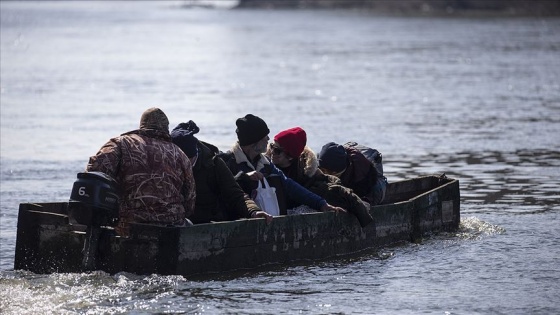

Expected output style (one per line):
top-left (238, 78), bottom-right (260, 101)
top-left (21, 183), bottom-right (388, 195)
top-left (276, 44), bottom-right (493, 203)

top-left (219, 143), bottom-right (327, 211)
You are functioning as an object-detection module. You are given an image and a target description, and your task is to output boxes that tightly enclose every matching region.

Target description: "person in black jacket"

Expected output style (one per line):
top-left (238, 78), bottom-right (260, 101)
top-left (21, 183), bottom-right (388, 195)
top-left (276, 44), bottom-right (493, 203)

top-left (171, 120), bottom-right (272, 224)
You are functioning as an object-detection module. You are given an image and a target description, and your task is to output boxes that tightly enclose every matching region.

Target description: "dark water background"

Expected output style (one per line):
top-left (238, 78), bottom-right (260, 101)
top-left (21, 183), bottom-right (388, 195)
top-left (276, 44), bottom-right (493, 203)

top-left (1, 1), bottom-right (559, 314)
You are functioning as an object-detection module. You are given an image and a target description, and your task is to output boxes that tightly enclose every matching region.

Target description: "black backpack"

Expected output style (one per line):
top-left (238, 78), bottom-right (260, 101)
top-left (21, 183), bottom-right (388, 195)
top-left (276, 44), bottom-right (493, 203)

top-left (344, 141), bottom-right (388, 205)
top-left (343, 141), bottom-right (384, 177)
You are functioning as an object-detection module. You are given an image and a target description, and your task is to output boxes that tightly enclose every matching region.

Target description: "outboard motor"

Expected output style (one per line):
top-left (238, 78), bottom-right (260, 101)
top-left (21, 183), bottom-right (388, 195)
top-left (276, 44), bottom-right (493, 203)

top-left (68, 172), bottom-right (119, 271)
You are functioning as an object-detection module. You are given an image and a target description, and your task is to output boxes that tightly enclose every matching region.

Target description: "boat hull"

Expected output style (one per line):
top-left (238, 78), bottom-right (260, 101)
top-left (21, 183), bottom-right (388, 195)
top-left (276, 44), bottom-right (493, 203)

top-left (14, 175), bottom-right (460, 277)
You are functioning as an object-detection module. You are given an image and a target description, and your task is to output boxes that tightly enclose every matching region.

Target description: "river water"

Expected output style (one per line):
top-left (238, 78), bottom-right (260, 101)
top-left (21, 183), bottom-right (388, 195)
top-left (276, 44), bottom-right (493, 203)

top-left (1, 1), bottom-right (559, 314)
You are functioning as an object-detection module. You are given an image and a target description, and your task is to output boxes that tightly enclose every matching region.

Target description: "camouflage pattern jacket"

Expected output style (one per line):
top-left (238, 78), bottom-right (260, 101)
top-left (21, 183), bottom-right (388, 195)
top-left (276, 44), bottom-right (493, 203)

top-left (86, 128), bottom-right (196, 234)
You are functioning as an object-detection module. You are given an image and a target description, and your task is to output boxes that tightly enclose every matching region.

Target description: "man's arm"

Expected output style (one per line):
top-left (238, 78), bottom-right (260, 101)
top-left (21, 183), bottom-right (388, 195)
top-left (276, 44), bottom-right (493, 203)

top-left (86, 138), bottom-right (121, 177)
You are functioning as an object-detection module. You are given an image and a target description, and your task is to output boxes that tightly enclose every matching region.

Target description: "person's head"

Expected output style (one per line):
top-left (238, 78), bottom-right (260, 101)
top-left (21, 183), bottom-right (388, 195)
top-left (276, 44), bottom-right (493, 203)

top-left (271, 127), bottom-right (307, 168)
top-left (171, 120), bottom-right (200, 166)
top-left (236, 114), bottom-right (270, 154)
top-left (139, 107), bottom-right (169, 133)
top-left (318, 142), bottom-right (348, 177)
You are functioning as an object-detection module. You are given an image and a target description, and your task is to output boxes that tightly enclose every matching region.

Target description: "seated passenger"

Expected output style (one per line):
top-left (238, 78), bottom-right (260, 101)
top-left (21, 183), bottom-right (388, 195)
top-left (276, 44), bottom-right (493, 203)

top-left (268, 127), bottom-right (373, 227)
top-left (171, 120), bottom-right (272, 224)
top-left (318, 142), bottom-right (387, 206)
top-left (218, 114), bottom-right (345, 215)
top-left (86, 107), bottom-right (196, 236)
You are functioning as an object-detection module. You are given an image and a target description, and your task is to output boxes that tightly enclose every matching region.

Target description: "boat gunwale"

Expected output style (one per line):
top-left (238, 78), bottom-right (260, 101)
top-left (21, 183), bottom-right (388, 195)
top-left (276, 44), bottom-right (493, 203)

top-left (13, 174), bottom-right (460, 276)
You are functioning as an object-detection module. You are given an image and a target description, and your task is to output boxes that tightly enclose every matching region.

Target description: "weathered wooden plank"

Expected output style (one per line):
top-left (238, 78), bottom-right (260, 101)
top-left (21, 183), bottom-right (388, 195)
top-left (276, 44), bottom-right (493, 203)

top-left (14, 205), bottom-right (83, 273)
top-left (373, 202), bottom-right (414, 245)
top-left (173, 212), bottom-right (370, 275)
top-left (411, 179), bottom-right (460, 240)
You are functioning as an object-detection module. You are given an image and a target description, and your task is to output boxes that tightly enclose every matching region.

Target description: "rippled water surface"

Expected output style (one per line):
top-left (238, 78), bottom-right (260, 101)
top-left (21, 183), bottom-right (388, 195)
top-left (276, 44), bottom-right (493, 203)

top-left (1, 1), bottom-right (559, 314)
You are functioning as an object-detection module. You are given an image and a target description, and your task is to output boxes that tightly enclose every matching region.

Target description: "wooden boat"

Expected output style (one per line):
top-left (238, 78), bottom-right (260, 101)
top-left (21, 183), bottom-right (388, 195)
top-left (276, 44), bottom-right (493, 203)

top-left (14, 174), bottom-right (460, 277)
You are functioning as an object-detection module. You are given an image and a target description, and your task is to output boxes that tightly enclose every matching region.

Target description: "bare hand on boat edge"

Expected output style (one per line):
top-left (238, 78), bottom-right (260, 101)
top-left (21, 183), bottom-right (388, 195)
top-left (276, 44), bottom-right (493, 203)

top-left (252, 211), bottom-right (273, 224)
top-left (321, 204), bottom-right (347, 214)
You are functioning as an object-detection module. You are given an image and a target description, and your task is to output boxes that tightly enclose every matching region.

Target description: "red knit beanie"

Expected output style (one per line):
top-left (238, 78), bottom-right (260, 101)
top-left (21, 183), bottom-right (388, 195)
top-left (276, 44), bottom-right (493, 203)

top-left (273, 127), bottom-right (307, 158)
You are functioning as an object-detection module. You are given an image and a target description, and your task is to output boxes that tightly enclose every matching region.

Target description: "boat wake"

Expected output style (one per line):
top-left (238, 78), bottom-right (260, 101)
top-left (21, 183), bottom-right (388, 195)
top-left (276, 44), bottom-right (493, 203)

top-left (456, 217), bottom-right (506, 240)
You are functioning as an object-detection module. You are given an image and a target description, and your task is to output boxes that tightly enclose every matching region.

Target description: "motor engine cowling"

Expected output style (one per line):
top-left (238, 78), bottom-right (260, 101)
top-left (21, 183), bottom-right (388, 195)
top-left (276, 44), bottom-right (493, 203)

top-left (69, 171), bottom-right (119, 226)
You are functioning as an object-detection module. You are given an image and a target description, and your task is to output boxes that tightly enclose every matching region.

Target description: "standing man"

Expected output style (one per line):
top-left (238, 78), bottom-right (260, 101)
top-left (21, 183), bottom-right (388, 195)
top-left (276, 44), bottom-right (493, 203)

top-left (219, 114), bottom-right (345, 215)
top-left (86, 107), bottom-right (196, 235)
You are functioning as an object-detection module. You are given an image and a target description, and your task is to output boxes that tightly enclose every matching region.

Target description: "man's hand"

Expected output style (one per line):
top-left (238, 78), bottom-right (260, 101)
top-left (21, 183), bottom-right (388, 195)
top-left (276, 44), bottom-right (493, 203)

top-left (246, 171), bottom-right (264, 181)
top-left (252, 211), bottom-right (273, 224)
top-left (321, 203), bottom-right (346, 213)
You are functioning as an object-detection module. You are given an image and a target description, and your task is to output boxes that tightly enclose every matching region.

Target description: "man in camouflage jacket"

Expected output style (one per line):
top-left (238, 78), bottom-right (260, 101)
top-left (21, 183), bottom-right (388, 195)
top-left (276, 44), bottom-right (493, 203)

top-left (86, 107), bottom-right (196, 235)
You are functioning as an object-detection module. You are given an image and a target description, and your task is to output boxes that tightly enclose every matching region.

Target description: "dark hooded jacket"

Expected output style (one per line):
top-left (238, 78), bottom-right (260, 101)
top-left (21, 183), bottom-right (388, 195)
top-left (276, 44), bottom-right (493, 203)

top-left (274, 146), bottom-right (373, 227)
top-left (86, 108), bottom-right (196, 235)
top-left (339, 146), bottom-right (378, 204)
top-left (188, 140), bottom-right (261, 223)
